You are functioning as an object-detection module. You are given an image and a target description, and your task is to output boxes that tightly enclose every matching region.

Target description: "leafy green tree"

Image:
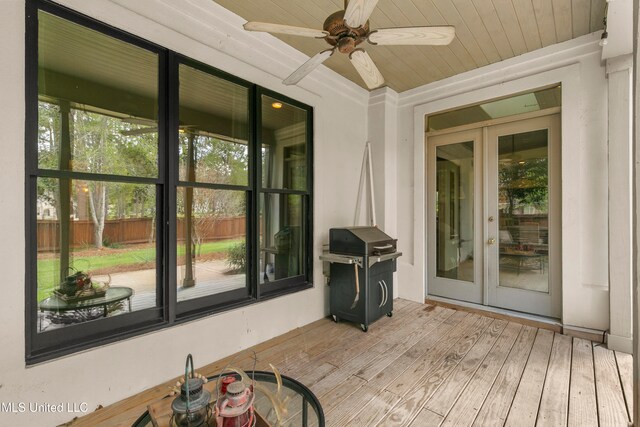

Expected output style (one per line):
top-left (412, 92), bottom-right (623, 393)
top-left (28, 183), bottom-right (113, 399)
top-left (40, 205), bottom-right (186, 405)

top-left (499, 158), bottom-right (548, 215)
top-left (37, 102), bottom-right (62, 215)
top-left (178, 133), bottom-right (247, 257)
top-left (38, 101), bottom-right (248, 254)
top-left (72, 109), bottom-right (158, 248)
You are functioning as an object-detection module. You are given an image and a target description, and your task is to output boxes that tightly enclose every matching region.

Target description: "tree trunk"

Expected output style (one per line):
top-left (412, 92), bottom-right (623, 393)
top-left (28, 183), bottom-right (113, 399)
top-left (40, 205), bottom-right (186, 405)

top-left (148, 216), bottom-right (155, 243)
top-left (58, 102), bottom-right (72, 281)
top-left (86, 116), bottom-right (110, 249)
top-left (89, 182), bottom-right (106, 249)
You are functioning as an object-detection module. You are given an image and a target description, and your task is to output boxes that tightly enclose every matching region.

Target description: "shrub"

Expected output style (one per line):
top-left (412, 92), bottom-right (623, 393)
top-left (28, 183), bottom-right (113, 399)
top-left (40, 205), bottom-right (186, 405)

top-left (227, 241), bottom-right (246, 273)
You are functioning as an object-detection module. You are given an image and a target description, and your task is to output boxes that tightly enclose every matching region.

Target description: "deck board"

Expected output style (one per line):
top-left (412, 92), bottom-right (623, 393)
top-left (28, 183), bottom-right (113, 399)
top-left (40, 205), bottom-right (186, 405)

top-left (594, 343), bottom-right (630, 426)
top-left (345, 389), bottom-right (401, 427)
top-left (439, 322), bottom-right (522, 426)
top-left (536, 333), bottom-right (572, 426)
top-left (472, 325), bottom-right (538, 426)
top-left (425, 318), bottom-right (508, 416)
top-left (378, 316), bottom-right (494, 426)
top-left (615, 350), bottom-right (634, 420)
top-left (567, 338), bottom-right (598, 427)
top-left (504, 328), bottom-right (554, 427)
top-left (66, 299), bottom-right (632, 427)
top-left (384, 311), bottom-right (477, 397)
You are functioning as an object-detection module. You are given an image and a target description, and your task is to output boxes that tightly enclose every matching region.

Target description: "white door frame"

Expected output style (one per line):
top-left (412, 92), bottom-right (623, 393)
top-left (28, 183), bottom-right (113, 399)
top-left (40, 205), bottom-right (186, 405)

top-left (412, 63), bottom-right (581, 324)
top-left (426, 115), bottom-right (561, 317)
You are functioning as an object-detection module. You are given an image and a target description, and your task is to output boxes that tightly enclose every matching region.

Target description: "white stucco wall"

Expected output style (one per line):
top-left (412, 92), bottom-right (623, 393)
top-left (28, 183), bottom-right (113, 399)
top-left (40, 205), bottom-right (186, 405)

top-left (394, 33), bottom-right (610, 331)
top-left (0, 0), bottom-right (369, 425)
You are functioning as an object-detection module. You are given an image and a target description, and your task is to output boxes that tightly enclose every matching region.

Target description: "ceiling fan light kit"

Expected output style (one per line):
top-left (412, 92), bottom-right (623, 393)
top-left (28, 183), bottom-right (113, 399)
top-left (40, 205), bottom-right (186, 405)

top-left (242, 0), bottom-right (456, 90)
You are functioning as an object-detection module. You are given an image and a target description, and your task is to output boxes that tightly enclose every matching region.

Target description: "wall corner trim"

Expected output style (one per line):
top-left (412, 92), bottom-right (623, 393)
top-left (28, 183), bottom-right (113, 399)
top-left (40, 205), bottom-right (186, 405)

top-left (369, 86), bottom-right (399, 107)
top-left (606, 53), bottom-right (634, 76)
top-left (606, 333), bottom-right (634, 354)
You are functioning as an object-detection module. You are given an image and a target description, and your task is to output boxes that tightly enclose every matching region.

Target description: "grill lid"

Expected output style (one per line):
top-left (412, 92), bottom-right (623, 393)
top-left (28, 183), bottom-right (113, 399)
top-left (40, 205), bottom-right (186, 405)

top-left (329, 226), bottom-right (397, 256)
top-left (345, 227), bottom-right (391, 243)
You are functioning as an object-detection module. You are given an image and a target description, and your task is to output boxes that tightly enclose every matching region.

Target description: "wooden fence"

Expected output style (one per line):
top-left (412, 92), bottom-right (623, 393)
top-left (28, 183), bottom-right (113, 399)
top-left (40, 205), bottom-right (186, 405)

top-left (37, 216), bottom-right (246, 251)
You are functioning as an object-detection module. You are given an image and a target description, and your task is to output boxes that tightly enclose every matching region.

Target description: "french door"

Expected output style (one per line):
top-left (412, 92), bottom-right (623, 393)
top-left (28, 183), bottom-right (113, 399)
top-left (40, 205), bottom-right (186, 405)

top-left (427, 115), bottom-right (561, 318)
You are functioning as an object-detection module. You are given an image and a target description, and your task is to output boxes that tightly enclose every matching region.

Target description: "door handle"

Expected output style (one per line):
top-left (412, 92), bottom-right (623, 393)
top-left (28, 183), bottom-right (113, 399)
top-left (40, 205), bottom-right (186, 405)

top-left (378, 281), bottom-right (385, 307)
top-left (487, 238), bottom-right (496, 245)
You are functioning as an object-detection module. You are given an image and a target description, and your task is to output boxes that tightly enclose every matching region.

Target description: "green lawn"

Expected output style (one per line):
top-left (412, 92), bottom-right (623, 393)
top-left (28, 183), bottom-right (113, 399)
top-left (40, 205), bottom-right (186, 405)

top-left (37, 239), bottom-right (242, 301)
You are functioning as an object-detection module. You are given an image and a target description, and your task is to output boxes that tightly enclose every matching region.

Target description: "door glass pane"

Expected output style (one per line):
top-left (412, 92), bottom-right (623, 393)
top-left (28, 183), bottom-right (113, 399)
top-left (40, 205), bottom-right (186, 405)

top-left (498, 129), bottom-right (549, 292)
top-left (436, 142), bottom-right (474, 282)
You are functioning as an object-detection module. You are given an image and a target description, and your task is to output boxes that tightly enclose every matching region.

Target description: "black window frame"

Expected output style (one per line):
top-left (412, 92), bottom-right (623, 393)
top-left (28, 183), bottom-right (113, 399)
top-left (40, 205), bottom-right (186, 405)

top-left (25, 0), bottom-right (314, 364)
top-left (256, 88), bottom-right (314, 297)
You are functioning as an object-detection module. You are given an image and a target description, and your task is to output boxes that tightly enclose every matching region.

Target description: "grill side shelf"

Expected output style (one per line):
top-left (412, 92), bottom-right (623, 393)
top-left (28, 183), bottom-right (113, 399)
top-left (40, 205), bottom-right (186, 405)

top-left (368, 251), bottom-right (402, 268)
top-left (319, 253), bottom-right (364, 268)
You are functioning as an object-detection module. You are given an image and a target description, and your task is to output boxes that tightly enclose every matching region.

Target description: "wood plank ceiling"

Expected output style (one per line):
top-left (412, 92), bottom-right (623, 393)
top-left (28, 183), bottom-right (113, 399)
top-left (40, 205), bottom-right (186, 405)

top-left (213, 0), bottom-right (606, 92)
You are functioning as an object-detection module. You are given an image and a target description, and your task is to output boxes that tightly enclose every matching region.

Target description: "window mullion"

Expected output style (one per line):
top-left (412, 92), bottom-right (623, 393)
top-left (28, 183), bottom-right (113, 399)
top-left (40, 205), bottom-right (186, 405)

top-left (253, 85), bottom-right (261, 301)
top-left (166, 51), bottom-right (179, 324)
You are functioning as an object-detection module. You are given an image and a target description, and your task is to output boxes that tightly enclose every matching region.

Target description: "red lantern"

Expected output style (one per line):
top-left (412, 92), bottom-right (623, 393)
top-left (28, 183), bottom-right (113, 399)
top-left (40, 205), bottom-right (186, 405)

top-left (215, 380), bottom-right (255, 427)
top-left (220, 376), bottom-right (236, 395)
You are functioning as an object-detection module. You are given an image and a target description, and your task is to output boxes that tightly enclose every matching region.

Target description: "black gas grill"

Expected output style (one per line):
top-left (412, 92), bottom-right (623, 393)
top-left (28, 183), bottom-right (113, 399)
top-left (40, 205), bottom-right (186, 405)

top-left (321, 226), bottom-right (402, 332)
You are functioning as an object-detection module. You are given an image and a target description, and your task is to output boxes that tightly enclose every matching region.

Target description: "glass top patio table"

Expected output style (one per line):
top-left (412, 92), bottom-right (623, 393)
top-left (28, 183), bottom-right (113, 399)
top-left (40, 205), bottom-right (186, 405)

top-left (132, 370), bottom-right (324, 427)
top-left (39, 286), bottom-right (133, 312)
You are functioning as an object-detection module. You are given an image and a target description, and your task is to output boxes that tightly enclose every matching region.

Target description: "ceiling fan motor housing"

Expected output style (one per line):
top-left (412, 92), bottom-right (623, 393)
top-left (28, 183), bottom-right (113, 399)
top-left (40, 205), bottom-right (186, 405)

top-left (323, 10), bottom-right (369, 54)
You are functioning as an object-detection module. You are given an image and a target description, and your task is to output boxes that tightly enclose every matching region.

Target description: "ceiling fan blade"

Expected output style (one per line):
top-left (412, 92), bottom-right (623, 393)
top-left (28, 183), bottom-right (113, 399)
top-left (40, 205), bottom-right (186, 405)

top-left (349, 49), bottom-right (384, 89)
top-left (283, 49), bottom-right (335, 85)
top-left (368, 26), bottom-right (455, 45)
top-left (120, 125), bottom-right (194, 136)
top-left (121, 117), bottom-right (156, 126)
top-left (343, 0), bottom-right (379, 28)
top-left (120, 127), bottom-right (157, 136)
top-left (243, 22), bottom-right (328, 38)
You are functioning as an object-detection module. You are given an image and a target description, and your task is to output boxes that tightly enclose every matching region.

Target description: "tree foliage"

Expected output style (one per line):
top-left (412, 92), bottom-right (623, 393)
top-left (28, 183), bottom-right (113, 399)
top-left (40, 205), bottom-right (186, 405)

top-left (499, 158), bottom-right (548, 215)
top-left (37, 101), bottom-right (248, 250)
top-left (178, 133), bottom-right (247, 255)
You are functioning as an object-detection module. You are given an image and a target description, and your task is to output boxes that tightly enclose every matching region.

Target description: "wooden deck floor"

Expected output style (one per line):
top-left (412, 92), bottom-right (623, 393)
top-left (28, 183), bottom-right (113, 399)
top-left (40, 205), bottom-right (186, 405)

top-left (68, 299), bottom-right (633, 426)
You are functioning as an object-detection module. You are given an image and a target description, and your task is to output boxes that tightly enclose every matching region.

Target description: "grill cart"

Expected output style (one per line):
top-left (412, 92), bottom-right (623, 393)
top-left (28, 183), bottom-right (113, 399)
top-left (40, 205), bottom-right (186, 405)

top-left (320, 226), bottom-right (402, 332)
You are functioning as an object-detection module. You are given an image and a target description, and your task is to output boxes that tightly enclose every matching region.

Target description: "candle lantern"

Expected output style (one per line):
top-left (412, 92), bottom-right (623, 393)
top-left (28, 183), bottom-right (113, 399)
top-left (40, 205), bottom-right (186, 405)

top-left (215, 379), bottom-right (255, 427)
top-left (171, 354), bottom-right (212, 427)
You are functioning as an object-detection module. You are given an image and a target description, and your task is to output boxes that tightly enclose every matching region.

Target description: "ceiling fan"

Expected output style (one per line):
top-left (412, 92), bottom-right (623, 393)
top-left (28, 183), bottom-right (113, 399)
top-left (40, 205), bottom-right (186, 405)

top-left (243, 0), bottom-right (455, 89)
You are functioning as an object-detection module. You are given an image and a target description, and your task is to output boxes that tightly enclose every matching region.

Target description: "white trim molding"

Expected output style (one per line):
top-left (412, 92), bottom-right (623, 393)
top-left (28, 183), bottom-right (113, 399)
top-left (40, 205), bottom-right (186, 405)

top-left (408, 63), bottom-right (581, 315)
top-left (606, 53), bottom-right (633, 353)
top-left (396, 33), bottom-right (609, 332)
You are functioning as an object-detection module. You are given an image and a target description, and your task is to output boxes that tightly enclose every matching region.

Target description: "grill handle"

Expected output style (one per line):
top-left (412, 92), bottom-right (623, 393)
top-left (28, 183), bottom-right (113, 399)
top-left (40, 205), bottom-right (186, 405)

top-left (373, 244), bottom-right (394, 252)
top-left (382, 280), bottom-right (389, 306)
top-left (350, 263), bottom-right (361, 310)
top-left (378, 281), bottom-right (386, 308)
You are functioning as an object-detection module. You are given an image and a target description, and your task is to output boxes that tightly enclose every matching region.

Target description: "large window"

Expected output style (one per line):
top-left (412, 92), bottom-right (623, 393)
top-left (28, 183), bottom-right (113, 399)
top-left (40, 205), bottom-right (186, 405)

top-left (259, 93), bottom-right (312, 293)
top-left (26, 1), bottom-right (313, 362)
top-left (174, 61), bottom-right (252, 316)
